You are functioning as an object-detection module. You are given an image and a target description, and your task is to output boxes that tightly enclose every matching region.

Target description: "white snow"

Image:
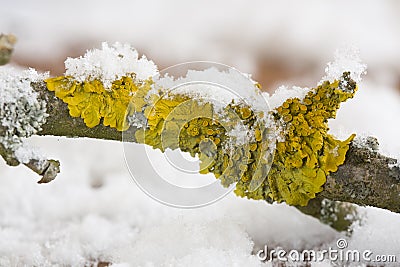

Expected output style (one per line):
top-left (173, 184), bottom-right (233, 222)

top-left (322, 46), bottom-right (367, 84)
top-left (352, 135), bottom-right (379, 153)
top-left (14, 142), bottom-right (46, 164)
top-left (389, 161), bottom-right (400, 169)
top-left (127, 112), bottom-right (147, 129)
top-left (265, 85), bottom-right (311, 110)
top-left (65, 42), bottom-right (159, 89)
top-left (8, 138), bottom-right (400, 266)
top-left (329, 80), bottom-right (400, 161)
top-left (0, 67), bottom-right (47, 105)
top-left (153, 67), bottom-right (267, 112)
top-left (228, 123), bottom-right (252, 147)
top-left (0, 138), bottom-right (337, 266)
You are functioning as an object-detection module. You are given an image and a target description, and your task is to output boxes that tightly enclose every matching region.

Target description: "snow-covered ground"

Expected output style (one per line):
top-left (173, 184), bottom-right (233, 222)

top-left (1, 0), bottom-right (400, 266)
top-left (0, 128), bottom-right (393, 267)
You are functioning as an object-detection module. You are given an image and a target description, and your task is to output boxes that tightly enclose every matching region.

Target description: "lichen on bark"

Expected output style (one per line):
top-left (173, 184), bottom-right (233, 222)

top-left (43, 71), bottom-right (359, 207)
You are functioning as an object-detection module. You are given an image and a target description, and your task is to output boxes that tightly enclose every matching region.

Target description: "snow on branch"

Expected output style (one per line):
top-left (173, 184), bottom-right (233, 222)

top-left (1, 42), bottom-right (399, 218)
top-left (322, 46), bottom-right (367, 84)
top-left (64, 42), bottom-right (158, 89)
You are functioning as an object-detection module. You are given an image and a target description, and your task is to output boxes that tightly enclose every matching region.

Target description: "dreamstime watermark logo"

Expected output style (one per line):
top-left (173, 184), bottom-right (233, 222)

top-left (256, 238), bottom-right (397, 264)
top-left (122, 61), bottom-right (274, 208)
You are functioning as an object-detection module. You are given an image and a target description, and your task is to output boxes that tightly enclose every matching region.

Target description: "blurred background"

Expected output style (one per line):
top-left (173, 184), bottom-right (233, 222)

top-left (3, 0), bottom-right (400, 157)
top-left (1, 1), bottom-right (400, 266)
top-left (2, 0), bottom-right (400, 91)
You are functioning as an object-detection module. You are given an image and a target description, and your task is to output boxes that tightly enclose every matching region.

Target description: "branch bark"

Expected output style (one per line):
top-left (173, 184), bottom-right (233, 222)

top-left (296, 197), bottom-right (359, 232)
top-left (0, 142), bottom-right (60, 183)
top-left (34, 81), bottom-right (125, 141)
top-left (322, 142), bottom-right (400, 213)
top-left (28, 81), bottom-right (400, 214)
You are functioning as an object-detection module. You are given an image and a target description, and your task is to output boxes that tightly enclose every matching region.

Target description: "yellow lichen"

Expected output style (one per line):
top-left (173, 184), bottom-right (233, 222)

top-left (46, 71), bottom-right (357, 207)
top-left (261, 72), bottom-right (356, 205)
top-left (45, 76), bottom-right (152, 131)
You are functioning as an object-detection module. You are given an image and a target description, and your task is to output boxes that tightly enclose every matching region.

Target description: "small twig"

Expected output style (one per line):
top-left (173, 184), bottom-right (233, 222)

top-left (25, 158), bottom-right (60, 183)
top-left (296, 197), bottom-right (360, 232)
top-left (0, 34), bottom-right (17, 65)
top-left (0, 142), bottom-right (60, 183)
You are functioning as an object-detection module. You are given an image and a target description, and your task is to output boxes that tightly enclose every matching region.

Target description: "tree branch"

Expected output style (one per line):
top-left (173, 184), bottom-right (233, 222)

top-left (322, 140), bottom-right (400, 213)
top-left (0, 141), bottom-right (60, 183)
top-left (30, 81), bottom-right (400, 215)
top-left (33, 82), bottom-right (400, 212)
top-left (296, 197), bottom-right (359, 232)
top-left (33, 81), bottom-right (125, 141)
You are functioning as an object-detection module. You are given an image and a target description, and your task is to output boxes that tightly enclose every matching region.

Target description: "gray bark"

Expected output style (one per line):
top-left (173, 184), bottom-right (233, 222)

top-left (322, 142), bottom-right (400, 213)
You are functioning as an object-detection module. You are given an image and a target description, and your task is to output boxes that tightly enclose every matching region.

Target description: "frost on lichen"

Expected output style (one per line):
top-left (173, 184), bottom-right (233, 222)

top-left (135, 91), bottom-right (275, 193)
top-left (45, 42), bottom-right (158, 131)
top-left (0, 67), bottom-right (48, 152)
top-left (322, 46), bottom-right (367, 84)
top-left (135, 66), bottom-right (276, 195)
top-left (64, 42), bottom-right (158, 88)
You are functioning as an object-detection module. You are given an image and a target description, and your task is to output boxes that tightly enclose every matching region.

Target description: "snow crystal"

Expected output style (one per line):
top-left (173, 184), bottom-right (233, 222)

top-left (330, 145), bottom-right (339, 157)
top-left (264, 46), bottom-right (365, 126)
top-left (352, 135), bottom-right (379, 153)
top-left (0, 66), bottom-right (48, 152)
top-left (14, 143), bottom-right (46, 164)
top-left (127, 113), bottom-right (147, 129)
top-left (322, 46), bottom-right (367, 84)
top-left (153, 67), bottom-right (269, 113)
top-left (0, 67), bottom-right (47, 104)
top-left (389, 161), bottom-right (400, 169)
top-left (265, 85), bottom-right (311, 110)
top-left (65, 42), bottom-right (159, 89)
top-left (227, 123), bottom-right (252, 147)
